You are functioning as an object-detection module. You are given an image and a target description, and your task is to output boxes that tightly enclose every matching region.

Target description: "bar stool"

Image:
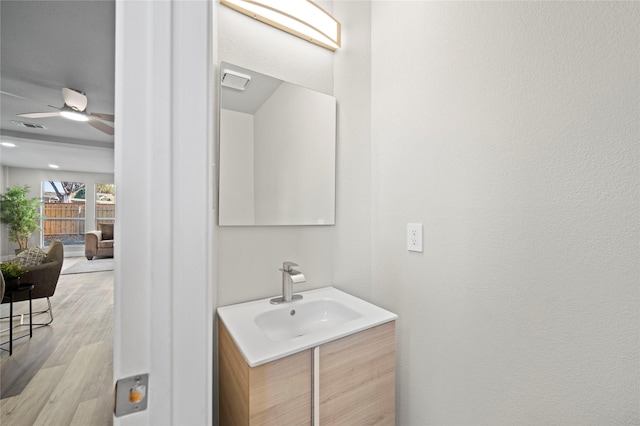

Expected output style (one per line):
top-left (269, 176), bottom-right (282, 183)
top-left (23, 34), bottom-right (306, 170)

top-left (1, 284), bottom-right (34, 355)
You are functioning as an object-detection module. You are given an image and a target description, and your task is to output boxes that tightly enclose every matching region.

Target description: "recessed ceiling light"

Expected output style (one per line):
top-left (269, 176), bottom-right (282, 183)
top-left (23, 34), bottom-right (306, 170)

top-left (10, 120), bottom-right (47, 130)
top-left (49, 164), bottom-right (60, 169)
top-left (1, 142), bottom-right (17, 147)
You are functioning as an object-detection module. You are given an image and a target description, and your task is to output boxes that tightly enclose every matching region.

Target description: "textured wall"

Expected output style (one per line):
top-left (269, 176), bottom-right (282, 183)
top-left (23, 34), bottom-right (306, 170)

top-left (369, 2), bottom-right (639, 424)
top-left (331, 1), bottom-right (373, 301)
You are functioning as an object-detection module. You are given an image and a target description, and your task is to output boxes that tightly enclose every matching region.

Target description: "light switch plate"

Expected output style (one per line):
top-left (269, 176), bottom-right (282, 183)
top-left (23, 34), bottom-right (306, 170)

top-left (407, 223), bottom-right (423, 252)
top-left (115, 373), bottom-right (149, 417)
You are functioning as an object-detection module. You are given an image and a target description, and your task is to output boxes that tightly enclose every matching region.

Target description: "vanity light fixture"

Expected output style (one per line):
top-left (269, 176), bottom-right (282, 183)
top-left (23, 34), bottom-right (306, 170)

top-left (220, 0), bottom-right (341, 51)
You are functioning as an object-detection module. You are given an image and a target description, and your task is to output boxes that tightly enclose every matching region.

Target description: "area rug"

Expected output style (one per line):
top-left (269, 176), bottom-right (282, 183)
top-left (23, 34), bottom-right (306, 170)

top-left (61, 258), bottom-right (114, 275)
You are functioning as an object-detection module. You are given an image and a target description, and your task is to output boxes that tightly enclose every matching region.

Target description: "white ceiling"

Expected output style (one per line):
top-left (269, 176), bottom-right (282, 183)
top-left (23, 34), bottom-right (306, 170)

top-left (0, 0), bottom-right (115, 174)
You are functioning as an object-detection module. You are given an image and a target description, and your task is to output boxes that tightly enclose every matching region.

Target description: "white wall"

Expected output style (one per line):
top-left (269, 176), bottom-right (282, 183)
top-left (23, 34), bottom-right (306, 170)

top-left (331, 1), bottom-right (373, 303)
top-left (0, 166), bottom-right (6, 197)
top-left (254, 83), bottom-right (336, 225)
top-left (0, 166), bottom-right (7, 255)
top-left (366, 2), bottom-right (639, 424)
top-left (219, 109), bottom-right (255, 225)
top-left (1, 166), bottom-right (114, 257)
top-left (216, 2), bottom-right (335, 306)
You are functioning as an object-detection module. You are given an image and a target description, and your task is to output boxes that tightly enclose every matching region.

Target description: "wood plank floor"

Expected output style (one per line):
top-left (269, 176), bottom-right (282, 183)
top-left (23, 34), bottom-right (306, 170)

top-left (0, 257), bottom-right (114, 425)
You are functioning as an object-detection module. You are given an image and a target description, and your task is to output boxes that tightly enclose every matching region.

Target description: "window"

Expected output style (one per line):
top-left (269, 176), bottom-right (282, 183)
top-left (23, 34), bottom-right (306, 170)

top-left (95, 183), bottom-right (116, 228)
top-left (42, 181), bottom-right (86, 247)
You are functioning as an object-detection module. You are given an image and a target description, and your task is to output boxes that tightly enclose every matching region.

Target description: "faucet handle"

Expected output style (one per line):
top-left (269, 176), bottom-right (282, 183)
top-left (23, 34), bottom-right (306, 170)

top-left (281, 261), bottom-right (298, 272)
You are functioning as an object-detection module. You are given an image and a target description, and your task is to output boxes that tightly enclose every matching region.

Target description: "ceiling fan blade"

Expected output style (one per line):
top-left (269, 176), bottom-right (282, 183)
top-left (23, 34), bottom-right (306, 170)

top-left (1, 90), bottom-right (59, 109)
top-left (62, 88), bottom-right (87, 111)
top-left (90, 112), bottom-right (114, 122)
top-left (88, 116), bottom-right (114, 135)
top-left (18, 111), bottom-right (61, 118)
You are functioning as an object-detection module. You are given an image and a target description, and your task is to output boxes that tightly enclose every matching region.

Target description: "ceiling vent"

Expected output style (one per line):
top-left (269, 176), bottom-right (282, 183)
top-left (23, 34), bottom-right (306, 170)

top-left (222, 69), bottom-right (252, 91)
top-left (11, 120), bottom-right (47, 130)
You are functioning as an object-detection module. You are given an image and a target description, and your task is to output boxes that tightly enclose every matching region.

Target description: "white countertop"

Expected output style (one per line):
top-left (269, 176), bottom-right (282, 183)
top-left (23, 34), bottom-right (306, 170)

top-left (217, 286), bottom-right (398, 367)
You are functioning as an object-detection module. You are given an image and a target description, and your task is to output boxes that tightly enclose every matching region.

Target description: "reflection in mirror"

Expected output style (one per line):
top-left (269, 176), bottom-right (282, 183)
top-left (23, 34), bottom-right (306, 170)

top-left (218, 62), bottom-right (336, 226)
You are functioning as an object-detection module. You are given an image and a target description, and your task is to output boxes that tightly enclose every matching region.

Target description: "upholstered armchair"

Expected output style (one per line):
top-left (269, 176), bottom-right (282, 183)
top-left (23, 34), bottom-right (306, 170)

top-left (4, 240), bottom-right (64, 325)
top-left (85, 223), bottom-right (114, 260)
top-left (0, 272), bottom-right (5, 303)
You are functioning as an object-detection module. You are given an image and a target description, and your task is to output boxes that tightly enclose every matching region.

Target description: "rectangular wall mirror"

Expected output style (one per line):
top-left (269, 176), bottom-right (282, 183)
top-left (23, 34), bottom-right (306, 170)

top-left (218, 62), bottom-right (336, 226)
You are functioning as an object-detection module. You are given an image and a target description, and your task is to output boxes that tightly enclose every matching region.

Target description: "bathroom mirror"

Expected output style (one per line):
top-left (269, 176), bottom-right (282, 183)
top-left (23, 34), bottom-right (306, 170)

top-left (218, 62), bottom-right (336, 226)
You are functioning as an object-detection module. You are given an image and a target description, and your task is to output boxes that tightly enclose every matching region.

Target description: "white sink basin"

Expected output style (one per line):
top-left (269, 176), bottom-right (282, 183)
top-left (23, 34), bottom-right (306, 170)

top-left (217, 287), bottom-right (397, 367)
top-left (255, 298), bottom-right (362, 342)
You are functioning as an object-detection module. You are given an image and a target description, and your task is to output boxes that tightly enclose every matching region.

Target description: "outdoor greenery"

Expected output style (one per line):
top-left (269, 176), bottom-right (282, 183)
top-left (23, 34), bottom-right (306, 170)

top-left (0, 261), bottom-right (26, 280)
top-left (0, 184), bottom-right (43, 250)
top-left (97, 184), bottom-right (115, 195)
top-left (48, 181), bottom-right (85, 202)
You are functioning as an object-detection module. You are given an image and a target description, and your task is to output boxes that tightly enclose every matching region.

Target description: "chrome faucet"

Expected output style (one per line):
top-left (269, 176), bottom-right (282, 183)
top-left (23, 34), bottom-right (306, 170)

top-left (270, 261), bottom-right (305, 304)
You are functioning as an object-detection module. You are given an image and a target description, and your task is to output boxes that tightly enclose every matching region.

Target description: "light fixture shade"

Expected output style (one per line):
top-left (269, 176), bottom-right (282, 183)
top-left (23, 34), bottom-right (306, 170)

top-left (221, 0), bottom-right (341, 51)
top-left (60, 109), bottom-right (89, 122)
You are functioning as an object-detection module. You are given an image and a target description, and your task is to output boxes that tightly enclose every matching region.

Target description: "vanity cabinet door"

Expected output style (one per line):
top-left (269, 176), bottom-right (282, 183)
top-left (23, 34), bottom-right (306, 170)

top-left (219, 321), bottom-right (312, 426)
top-left (249, 349), bottom-right (311, 425)
top-left (319, 321), bottom-right (396, 425)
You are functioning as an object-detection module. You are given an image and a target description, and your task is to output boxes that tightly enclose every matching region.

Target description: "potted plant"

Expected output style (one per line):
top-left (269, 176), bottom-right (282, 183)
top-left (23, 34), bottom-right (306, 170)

top-left (0, 184), bottom-right (43, 253)
top-left (1, 260), bottom-right (26, 289)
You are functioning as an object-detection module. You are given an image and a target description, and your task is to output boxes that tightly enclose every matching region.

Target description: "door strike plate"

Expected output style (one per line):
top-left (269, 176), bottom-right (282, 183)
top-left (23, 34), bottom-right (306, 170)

top-left (115, 373), bottom-right (149, 417)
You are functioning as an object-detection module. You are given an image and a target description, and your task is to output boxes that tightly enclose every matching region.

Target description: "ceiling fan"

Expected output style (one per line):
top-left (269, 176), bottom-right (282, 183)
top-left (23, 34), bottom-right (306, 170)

top-left (1, 87), bottom-right (114, 135)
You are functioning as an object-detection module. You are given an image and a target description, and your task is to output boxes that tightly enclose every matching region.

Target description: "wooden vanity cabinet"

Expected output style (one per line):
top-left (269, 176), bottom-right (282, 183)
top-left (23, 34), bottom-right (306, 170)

top-left (319, 321), bottom-right (396, 425)
top-left (218, 321), bottom-right (396, 426)
top-left (219, 321), bottom-right (312, 425)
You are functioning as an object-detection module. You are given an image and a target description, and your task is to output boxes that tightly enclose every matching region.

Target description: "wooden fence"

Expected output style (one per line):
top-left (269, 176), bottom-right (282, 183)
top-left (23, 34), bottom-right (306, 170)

top-left (43, 202), bottom-right (116, 236)
top-left (96, 204), bottom-right (116, 220)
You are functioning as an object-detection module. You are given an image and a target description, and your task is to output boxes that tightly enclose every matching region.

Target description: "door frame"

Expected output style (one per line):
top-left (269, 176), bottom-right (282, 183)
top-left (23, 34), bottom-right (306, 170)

top-left (114, 1), bottom-right (215, 424)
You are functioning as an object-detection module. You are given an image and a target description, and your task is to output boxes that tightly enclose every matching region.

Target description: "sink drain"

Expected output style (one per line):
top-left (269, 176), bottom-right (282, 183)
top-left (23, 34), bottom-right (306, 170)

top-left (290, 310), bottom-right (296, 316)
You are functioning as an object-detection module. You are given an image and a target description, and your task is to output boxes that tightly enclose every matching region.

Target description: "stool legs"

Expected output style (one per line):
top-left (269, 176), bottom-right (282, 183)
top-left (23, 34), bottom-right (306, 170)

top-left (9, 292), bottom-right (13, 355)
top-left (29, 288), bottom-right (33, 338)
top-left (2, 288), bottom-right (34, 355)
